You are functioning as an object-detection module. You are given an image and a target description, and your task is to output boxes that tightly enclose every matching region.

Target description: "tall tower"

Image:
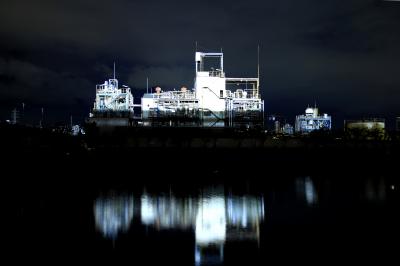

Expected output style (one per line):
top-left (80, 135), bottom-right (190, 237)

top-left (194, 52), bottom-right (227, 119)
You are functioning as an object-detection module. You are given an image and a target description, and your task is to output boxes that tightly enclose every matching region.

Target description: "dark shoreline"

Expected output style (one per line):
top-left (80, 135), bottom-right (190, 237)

top-left (2, 124), bottom-right (399, 188)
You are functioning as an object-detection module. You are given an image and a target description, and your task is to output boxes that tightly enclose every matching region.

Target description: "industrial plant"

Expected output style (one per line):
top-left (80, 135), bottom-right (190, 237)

top-left (88, 50), bottom-right (264, 127)
top-left (295, 106), bottom-right (331, 134)
top-left (78, 49), bottom-right (400, 137)
top-left (88, 66), bottom-right (136, 127)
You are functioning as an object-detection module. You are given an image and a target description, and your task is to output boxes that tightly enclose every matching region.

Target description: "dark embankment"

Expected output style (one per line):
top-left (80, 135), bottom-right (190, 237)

top-left (1, 124), bottom-right (399, 188)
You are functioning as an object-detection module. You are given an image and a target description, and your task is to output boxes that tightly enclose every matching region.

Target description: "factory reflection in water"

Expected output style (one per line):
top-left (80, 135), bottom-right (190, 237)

top-left (92, 176), bottom-right (398, 265)
top-left (94, 187), bottom-right (265, 265)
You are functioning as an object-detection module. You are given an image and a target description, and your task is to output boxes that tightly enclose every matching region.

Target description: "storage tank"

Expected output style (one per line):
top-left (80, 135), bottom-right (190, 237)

top-left (344, 118), bottom-right (386, 139)
top-left (305, 107), bottom-right (314, 116)
top-left (345, 119), bottom-right (385, 131)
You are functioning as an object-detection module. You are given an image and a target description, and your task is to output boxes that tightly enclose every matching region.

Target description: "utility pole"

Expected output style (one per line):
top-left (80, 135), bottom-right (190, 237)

top-left (21, 102), bottom-right (25, 125)
top-left (40, 107), bottom-right (44, 128)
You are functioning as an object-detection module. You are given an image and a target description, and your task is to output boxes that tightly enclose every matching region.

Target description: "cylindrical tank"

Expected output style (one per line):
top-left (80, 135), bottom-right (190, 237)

top-left (305, 107), bottom-right (314, 116)
top-left (345, 119), bottom-right (385, 131)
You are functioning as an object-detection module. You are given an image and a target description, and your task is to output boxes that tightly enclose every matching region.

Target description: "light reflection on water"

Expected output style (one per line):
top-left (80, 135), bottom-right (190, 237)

top-left (295, 176), bottom-right (318, 206)
top-left (93, 194), bottom-right (134, 239)
top-left (93, 176), bottom-right (398, 265)
top-left (94, 187), bottom-right (265, 265)
top-left (294, 176), bottom-right (393, 205)
top-left (364, 177), bottom-right (387, 202)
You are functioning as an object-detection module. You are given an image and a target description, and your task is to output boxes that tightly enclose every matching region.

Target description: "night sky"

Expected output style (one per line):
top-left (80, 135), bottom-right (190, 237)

top-left (0, 0), bottom-right (399, 128)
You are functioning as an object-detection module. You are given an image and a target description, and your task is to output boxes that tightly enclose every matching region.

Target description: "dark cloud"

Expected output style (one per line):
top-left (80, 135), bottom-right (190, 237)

top-left (0, 57), bottom-right (92, 104)
top-left (0, 0), bottom-right (399, 126)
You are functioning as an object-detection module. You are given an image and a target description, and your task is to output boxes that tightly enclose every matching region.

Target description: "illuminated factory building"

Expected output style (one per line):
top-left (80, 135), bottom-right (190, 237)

top-left (90, 50), bottom-right (264, 127)
top-left (141, 51), bottom-right (264, 126)
top-left (295, 106), bottom-right (331, 134)
top-left (93, 78), bottom-right (134, 113)
top-left (89, 67), bottom-right (137, 126)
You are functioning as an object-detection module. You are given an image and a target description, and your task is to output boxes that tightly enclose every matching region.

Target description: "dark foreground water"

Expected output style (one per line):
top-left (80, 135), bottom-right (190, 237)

top-left (8, 159), bottom-right (400, 265)
top-left (2, 125), bottom-right (400, 264)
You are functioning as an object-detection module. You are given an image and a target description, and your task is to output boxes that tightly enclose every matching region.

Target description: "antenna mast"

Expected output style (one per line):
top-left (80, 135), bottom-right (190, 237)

top-left (113, 62), bottom-right (116, 79)
top-left (257, 45), bottom-right (260, 98)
